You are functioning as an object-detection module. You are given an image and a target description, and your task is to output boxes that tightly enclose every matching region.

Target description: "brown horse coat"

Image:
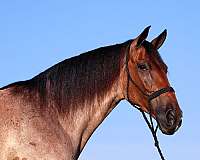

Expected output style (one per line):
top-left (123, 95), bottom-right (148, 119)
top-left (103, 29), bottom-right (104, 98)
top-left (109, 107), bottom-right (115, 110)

top-left (0, 27), bottom-right (182, 160)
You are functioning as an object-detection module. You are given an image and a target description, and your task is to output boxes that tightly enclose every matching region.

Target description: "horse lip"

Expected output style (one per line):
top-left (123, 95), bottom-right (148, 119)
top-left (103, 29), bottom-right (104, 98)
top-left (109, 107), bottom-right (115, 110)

top-left (175, 118), bottom-right (182, 132)
top-left (156, 108), bottom-right (178, 135)
top-left (160, 127), bottom-right (175, 135)
top-left (157, 117), bottom-right (183, 135)
top-left (156, 119), bottom-right (176, 135)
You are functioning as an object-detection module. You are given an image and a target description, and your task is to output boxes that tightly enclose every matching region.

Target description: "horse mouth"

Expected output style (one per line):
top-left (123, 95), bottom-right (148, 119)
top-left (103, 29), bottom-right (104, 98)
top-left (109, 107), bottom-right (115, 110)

top-left (156, 108), bottom-right (182, 135)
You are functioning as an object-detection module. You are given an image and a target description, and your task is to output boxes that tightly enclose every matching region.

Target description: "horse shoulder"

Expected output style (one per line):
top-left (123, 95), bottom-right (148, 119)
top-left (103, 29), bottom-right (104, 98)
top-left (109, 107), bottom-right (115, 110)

top-left (0, 88), bottom-right (75, 160)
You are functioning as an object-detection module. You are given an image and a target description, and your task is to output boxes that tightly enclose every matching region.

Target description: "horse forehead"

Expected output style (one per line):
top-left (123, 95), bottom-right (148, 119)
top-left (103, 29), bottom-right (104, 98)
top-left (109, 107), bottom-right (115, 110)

top-left (134, 47), bottom-right (151, 60)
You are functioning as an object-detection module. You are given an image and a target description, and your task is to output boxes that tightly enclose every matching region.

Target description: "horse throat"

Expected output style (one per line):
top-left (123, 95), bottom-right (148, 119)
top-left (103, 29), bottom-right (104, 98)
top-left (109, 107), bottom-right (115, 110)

top-left (57, 73), bottom-right (125, 157)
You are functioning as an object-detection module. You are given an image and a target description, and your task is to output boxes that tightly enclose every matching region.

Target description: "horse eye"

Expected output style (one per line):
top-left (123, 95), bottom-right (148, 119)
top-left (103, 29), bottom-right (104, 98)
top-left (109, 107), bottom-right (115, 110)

top-left (137, 63), bottom-right (149, 71)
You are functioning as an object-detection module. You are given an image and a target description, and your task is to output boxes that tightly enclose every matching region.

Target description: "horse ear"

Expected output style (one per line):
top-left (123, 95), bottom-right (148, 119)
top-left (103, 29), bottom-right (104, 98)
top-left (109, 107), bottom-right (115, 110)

top-left (135, 26), bottom-right (151, 47)
top-left (151, 29), bottom-right (167, 49)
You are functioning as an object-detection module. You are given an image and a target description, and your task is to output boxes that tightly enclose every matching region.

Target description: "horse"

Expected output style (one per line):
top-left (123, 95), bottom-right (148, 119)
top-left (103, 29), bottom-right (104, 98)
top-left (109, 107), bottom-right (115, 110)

top-left (0, 26), bottom-right (182, 160)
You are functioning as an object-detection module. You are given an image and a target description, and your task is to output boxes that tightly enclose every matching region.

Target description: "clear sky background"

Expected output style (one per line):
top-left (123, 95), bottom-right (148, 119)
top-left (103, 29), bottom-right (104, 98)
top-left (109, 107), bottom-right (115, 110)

top-left (0, 0), bottom-right (199, 159)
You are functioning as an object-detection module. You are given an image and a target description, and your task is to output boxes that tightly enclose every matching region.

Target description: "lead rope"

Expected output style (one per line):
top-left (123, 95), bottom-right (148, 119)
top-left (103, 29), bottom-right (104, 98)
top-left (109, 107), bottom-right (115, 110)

top-left (125, 44), bottom-right (166, 160)
top-left (138, 104), bottom-right (165, 160)
top-left (127, 83), bottom-right (166, 160)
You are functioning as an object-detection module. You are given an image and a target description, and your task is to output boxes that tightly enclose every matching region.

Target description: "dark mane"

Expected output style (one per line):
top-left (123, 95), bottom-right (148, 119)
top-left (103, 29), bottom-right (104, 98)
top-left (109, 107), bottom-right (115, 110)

top-left (1, 40), bottom-right (132, 112)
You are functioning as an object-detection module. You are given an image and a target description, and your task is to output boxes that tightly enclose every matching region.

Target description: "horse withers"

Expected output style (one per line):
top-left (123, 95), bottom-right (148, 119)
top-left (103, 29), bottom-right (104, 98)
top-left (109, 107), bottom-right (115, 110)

top-left (0, 26), bottom-right (182, 160)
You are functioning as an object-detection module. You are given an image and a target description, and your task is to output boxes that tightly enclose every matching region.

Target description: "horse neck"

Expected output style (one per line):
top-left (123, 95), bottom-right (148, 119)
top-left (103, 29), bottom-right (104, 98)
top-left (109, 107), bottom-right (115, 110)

top-left (57, 49), bottom-right (127, 156)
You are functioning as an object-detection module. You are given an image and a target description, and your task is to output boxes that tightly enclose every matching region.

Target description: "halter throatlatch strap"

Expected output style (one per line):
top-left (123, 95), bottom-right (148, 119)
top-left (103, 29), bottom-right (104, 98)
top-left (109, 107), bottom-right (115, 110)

top-left (125, 43), bottom-right (175, 160)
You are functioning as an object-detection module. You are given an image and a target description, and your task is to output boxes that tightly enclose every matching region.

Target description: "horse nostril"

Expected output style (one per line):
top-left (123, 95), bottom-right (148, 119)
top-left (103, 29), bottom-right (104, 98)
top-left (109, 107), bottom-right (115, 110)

top-left (165, 109), bottom-right (175, 127)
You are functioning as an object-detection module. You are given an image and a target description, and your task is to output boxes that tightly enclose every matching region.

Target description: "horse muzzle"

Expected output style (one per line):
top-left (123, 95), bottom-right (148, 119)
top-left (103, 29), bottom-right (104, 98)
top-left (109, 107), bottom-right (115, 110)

top-left (155, 106), bottom-right (183, 135)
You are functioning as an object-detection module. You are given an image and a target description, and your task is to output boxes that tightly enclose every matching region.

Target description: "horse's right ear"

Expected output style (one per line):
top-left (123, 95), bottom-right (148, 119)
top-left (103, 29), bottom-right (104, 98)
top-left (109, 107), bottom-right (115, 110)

top-left (134, 26), bottom-right (151, 47)
top-left (151, 29), bottom-right (167, 49)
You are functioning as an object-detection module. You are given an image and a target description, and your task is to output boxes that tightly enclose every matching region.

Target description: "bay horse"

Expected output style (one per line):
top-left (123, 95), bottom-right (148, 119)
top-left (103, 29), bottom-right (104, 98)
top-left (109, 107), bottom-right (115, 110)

top-left (0, 26), bottom-right (182, 160)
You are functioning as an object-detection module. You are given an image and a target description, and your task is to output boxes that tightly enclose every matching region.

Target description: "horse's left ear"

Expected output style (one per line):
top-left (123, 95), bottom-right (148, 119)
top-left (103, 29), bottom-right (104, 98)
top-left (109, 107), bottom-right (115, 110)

top-left (151, 29), bottom-right (167, 49)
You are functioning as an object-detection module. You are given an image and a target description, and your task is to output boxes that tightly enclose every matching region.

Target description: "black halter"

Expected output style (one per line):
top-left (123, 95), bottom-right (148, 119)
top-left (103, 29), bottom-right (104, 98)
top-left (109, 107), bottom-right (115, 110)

top-left (125, 44), bottom-right (174, 160)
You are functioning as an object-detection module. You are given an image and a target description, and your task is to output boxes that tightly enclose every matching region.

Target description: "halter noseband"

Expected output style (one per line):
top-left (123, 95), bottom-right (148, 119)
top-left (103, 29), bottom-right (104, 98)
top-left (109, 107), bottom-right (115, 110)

top-left (125, 43), bottom-right (174, 160)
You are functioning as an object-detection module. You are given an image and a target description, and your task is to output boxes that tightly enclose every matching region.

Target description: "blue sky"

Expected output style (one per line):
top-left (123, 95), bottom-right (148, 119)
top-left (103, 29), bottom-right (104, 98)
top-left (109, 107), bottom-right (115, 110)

top-left (0, 0), bottom-right (199, 159)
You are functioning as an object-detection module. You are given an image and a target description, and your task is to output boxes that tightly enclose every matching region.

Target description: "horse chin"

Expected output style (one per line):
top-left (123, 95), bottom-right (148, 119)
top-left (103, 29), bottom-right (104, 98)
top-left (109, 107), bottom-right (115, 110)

top-left (156, 116), bottom-right (182, 135)
top-left (157, 122), bottom-right (176, 135)
top-left (155, 106), bottom-right (182, 135)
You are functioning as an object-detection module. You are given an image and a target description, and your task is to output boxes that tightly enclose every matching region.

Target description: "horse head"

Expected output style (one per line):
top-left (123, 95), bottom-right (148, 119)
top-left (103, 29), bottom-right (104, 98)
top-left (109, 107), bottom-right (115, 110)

top-left (126, 26), bottom-right (183, 135)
